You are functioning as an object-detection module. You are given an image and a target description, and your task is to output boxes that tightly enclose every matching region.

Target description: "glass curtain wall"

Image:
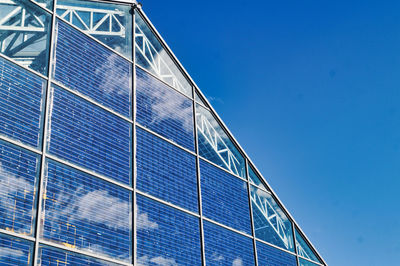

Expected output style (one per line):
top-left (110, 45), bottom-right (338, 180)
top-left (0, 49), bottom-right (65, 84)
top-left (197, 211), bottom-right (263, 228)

top-left (0, 0), bottom-right (325, 265)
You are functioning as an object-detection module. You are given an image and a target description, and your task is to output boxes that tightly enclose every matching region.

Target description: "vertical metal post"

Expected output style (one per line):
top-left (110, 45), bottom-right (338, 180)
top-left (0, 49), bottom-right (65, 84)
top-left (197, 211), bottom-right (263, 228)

top-left (131, 4), bottom-right (137, 266)
top-left (245, 159), bottom-right (259, 266)
top-left (32, 0), bottom-right (58, 265)
top-left (192, 90), bottom-right (207, 266)
top-left (292, 222), bottom-right (301, 266)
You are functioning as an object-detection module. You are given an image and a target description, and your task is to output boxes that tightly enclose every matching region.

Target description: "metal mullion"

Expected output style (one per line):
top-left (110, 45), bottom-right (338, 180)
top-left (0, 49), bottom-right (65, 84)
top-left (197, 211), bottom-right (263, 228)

top-left (298, 255), bottom-right (324, 266)
top-left (192, 89), bottom-right (206, 266)
top-left (255, 238), bottom-right (298, 257)
top-left (131, 4), bottom-right (137, 266)
top-left (292, 221), bottom-right (300, 266)
top-left (0, 229), bottom-right (36, 242)
top-left (202, 217), bottom-right (253, 239)
top-left (55, 16), bottom-right (133, 64)
top-left (32, 0), bottom-right (58, 263)
top-left (135, 64), bottom-right (193, 101)
top-left (245, 159), bottom-right (259, 266)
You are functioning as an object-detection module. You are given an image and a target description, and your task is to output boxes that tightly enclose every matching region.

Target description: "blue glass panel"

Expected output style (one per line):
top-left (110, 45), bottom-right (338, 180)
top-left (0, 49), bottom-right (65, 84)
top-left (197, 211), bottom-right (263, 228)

top-left (41, 160), bottom-right (131, 262)
top-left (0, 141), bottom-right (40, 236)
top-left (203, 221), bottom-right (255, 266)
top-left (0, 0), bottom-right (51, 74)
top-left (0, 233), bottom-right (33, 266)
top-left (38, 245), bottom-right (120, 266)
top-left (200, 159), bottom-right (251, 234)
top-left (136, 68), bottom-right (195, 151)
top-left (250, 185), bottom-right (295, 252)
top-left (248, 165), bottom-right (269, 191)
top-left (0, 57), bottom-right (45, 147)
top-left (53, 20), bottom-right (132, 117)
top-left (299, 258), bottom-right (321, 266)
top-left (47, 86), bottom-right (131, 185)
top-left (256, 240), bottom-right (297, 266)
top-left (136, 128), bottom-right (198, 212)
top-left (135, 14), bottom-right (192, 97)
top-left (136, 195), bottom-right (202, 265)
top-left (196, 104), bottom-right (246, 178)
top-left (295, 228), bottom-right (321, 263)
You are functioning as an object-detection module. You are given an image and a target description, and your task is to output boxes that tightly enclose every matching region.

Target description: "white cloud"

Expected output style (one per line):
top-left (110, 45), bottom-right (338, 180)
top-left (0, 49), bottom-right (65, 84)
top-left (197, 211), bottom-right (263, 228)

top-left (0, 247), bottom-right (24, 259)
top-left (136, 210), bottom-right (158, 230)
top-left (232, 257), bottom-right (243, 266)
top-left (137, 255), bottom-right (178, 266)
top-left (211, 252), bottom-right (224, 262)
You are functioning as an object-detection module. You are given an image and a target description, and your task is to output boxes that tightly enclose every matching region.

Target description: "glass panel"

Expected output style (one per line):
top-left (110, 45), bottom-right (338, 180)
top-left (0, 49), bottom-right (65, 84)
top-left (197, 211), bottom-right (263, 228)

top-left (0, 141), bottom-right (40, 236)
top-left (41, 160), bottom-right (132, 262)
top-left (200, 159), bottom-right (251, 234)
top-left (203, 221), bottom-right (255, 265)
top-left (0, 233), bottom-right (33, 265)
top-left (0, 56), bottom-right (46, 148)
top-left (56, 0), bottom-right (132, 59)
top-left (0, 0), bottom-right (51, 74)
top-left (248, 165), bottom-right (268, 191)
top-left (136, 195), bottom-right (202, 265)
top-left (136, 68), bottom-right (195, 151)
top-left (38, 245), bottom-right (121, 266)
top-left (196, 104), bottom-right (246, 178)
top-left (295, 228), bottom-right (321, 263)
top-left (136, 128), bottom-right (198, 212)
top-left (53, 20), bottom-right (132, 117)
top-left (32, 0), bottom-right (53, 10)
top-left (195, 90), bottom-right (207, 107)
top-left (250, 185), bottom-right (295, 252)
top-left (135, 13), bottom-right (192, 97)
top-left (47, 86), bottom-right (132, 185)
top-left (299, 258), bottom-right (321, 266)
top-left (256, 240), bottom-right (297, 266)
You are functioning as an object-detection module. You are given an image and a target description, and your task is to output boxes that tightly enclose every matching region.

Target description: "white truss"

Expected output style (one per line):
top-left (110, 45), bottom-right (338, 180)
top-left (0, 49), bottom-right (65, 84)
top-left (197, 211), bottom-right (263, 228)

top-left (57, 5), bottom-right (126, 37)
top-left (250, 189), bottom-right (290, 249)
top-left (296, 241), bottom-right (311, 260)
top-left (196, 112), bottom-right (241, 176)
top-left (135, 23), bottom-right (187, 94)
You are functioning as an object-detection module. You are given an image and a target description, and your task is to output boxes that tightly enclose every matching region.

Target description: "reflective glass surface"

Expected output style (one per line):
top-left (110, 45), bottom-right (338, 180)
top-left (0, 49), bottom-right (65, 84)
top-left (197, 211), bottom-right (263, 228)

top-left (0, 141), bottom-right (40, 236)
top-left (196, 104), bottom-right (246, 178)
top-left (195, 90), bottom-right (208, 107)
top-left (299, 258), bottom-right (321, 266)
top-left (0, 56), bottom-right (46, 148)
top-left (256, 240), bottom-right (297, 266)
top-left (41, 160), bottom-right (132, 262)
top-left (136, 195), bottom-right (202, 265)
top-left (47, 86), bottom-right (132, 185)
top-left (135, 13), bottom-right (192, 97)
top-left (136, 68), bottom-right (195, 151)
top-left (203, 221), bottom-right (255, 266)
top-left (136, 128), bottom-right (198, 212)
top-left (0, 0), bottom-right (51, 74)
top-left (200, 159), bottom-right (251, 234)
top-left (295, 228), bottom-right (321, 263)
top-left (0, 233), bottom-right (33, 265)
top-left (248, 165), bottom-right (268, 191)
top-left (32, 0), bottom-right (53, 10)
top-left (56, 0), bottom-right (132, 59)
top-left (38, 245), bottom-right (121, 266)
top-left (250, 185), bottom-right (294, 252)
top-left (53, 20), bottom-right (132, 117)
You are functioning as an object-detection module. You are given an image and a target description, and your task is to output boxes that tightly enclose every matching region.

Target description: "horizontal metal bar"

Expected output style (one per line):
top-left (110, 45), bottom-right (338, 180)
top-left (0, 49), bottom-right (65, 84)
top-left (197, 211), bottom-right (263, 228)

top-left (0, 134), bottom-right (42, 155)
top-left (202, 216), bottom-right (253, 239)
top-left (0, 53), bottom-right (49, 80)
top-left (0, 229), bottom-right (36, 242)
top-left (255, 238), bottom-right (297, 257)
top-left (198, 156), bottom-right (247, 182)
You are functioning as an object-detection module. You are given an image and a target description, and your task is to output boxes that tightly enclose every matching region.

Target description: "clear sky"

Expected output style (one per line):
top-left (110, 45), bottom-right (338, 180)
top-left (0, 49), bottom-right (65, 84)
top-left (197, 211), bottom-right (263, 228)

top-left (141, 1), bottom-right (400, 265)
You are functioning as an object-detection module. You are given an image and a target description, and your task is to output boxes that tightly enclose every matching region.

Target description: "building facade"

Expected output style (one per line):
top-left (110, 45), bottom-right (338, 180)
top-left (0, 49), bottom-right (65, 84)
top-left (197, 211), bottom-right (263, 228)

top-left (0, 0), bottom-right (326, 265)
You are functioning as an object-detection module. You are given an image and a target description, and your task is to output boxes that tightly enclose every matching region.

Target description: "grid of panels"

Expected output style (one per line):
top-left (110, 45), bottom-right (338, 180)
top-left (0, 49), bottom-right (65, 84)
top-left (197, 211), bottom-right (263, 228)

top-left (0, 233), bottom-right (33, 266)
top-left (0, 1), bottom-right (326, 266)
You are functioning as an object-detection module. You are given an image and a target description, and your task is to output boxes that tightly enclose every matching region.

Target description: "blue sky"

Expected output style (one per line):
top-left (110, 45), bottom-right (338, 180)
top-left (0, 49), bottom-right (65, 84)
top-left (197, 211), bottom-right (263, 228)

top-left (141, 1), bottom-right (400, 265)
